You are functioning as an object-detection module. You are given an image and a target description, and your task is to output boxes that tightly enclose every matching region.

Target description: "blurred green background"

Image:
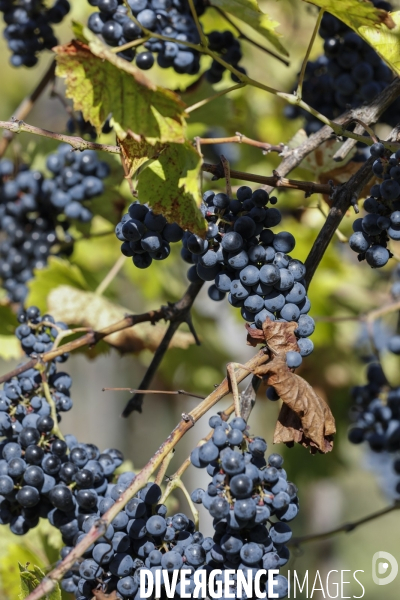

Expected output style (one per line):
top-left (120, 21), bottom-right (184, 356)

top-left (0, 1), bottom-right (399, 599)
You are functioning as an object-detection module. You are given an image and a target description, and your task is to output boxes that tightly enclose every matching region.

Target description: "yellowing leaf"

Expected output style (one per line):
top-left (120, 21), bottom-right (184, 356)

top-left (359, 11), bottom-right (400, 76)
top-left (55, 32), bottom-right (186, 142)
top-left (305, 0), bottom-right (395, 30)
top-left (137, 142), bottom-right (206, 235)
top-left (305, 0), bottom-right (400, 76)
top-left (0, 335), bottom-right (21, 361)
top-left (209, 0), bottom-right (287, 56)
top-left (120, 138), bottom-right (167, 178)
top-left (46, 285), bottom-right (194, 354)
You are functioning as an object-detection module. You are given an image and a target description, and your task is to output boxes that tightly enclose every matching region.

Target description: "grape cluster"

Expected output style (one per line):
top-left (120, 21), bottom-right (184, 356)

top-left (60, 414), bottom-right (298, 599)
top-left (0, 306), bottom-right (124, 536)
top-left (284, 1), bottom-right (399, 134)
top-left (86, 0), bottom-right (245, 81)
top-left (348, 361), bottom-right (400, 495)
top-left (115, 202), bottom-right (184, 269)
top-left (0, 0), bottom-right (70, 68)
top-left (189, 414), bottom-right (298, 599)
top-left (183, 187), bottom-right (315, 367)
top-left (0, 144), bottom-right (109, 303)
top-left (60, 478), bottom-right (205, 598)
top-left (349, 143), bottom-right (400, 268)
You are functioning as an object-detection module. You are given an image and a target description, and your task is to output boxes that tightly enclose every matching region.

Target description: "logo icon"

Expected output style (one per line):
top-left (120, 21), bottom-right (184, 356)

top-left (372, 552), bottom-right (398, 585)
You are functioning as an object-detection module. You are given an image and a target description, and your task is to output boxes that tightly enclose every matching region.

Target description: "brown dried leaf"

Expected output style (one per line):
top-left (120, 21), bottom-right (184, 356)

top-left (47, 286), bottom-right (193, 354)
top-left (263, 355), bottom-right (336, 453)
top-left (246, 318), bottom-right (299, 353)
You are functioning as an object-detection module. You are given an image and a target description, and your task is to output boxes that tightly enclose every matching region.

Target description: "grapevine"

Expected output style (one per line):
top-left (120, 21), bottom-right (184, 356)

top-left (0, 2), bottom-right (399, 600)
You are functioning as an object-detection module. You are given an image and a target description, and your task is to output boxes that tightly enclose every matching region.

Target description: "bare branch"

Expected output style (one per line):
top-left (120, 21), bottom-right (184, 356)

top-left (290, 503), bottom-right (400, 546)
top-left (202, 162), bottom-right (332, 196)
top-left (121, 281), bottom-right (204, 417)
top-left (0, 119), bottom-right (120, 154)
top-left (0, 60), bottom-right (56, 158)
top-left (196, 133), bottom-right (285, 155)
top-left (0, 282), bottom-right (202, 386)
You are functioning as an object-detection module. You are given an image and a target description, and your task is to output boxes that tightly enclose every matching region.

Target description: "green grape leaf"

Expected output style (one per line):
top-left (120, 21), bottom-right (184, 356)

top-left (54, 28), bottom-right (186, 143)
top-left (137, 142), bottom-right (206, 234)
top-left (208, 0), bottom-right (288, 56)
top-left (0, 305), bottom-right (18, 336)
top-left (26, 257), bottom-right (89, 312)
top-left (304, 0), bottom-right (395, 30)
top-left (19, 564), bottom-right (61, 600)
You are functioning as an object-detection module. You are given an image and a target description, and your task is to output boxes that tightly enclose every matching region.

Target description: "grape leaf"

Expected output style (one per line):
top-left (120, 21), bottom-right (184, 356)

top-left (305, 1), bottom-right (400, 76)
top-left (247, 319), bottom-right (335, 453)
top-left (137, 142), bottom-right (206, 234)
top-left (0, 305), bottom-right (18, 336)
top-left (120, 138), bottom-right (167, 179)
top-left (0, 335), bottom-right (21, 360)
top-left (26, 257), bottom-right (89, 312)
top-left (54, 30), bottom-right (186, 143)
top-left (46, 285), bottom-right (194, 354)
top-left (359, 11), bottom-right (400, 76)
top-left (209, 0), bottom-right (287, 55)
top-left (263, 355), bottom-right (336, 453)
top-left (246, 320), bottom-right (299, 353)
top-left (19, 564), bottom-right (61, 600)
top-left (304, 0), bottom-right (395, 30)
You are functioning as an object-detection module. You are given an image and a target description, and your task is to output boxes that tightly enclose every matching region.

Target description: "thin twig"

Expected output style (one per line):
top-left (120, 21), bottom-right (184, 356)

top-left (122, 281), bottom-right (204, 417)
top-left (220, 155), bottom-right (232, 198)
top-left (290, 503), bottom-right (400, 546)
top-left (154, 450), bottom-right (175, 487)
top-left (95, 255), bottom-right (126, 296)
top-left (102, 388), bottom-right (206, 400)
top-left (186, 83), bottom-right (245, 113)
top-left (187, 0), bottom-right (208, 46)
top-left (196, 133), bottom-right (284, 155)
top-left (22, 350), bottom-right (270, 600)
top-left (202, 162), bottom-right (332, 196)
top-left (0, 282), bottom-right (203, 386)
top-left (297, 10), bottom-right (324, 100)
top-left (213, 7), bottom-right (290, 66)
top-left (0, 60), bottom-right (56, 158)
top-left (0, 120), bottom-right (120, 154)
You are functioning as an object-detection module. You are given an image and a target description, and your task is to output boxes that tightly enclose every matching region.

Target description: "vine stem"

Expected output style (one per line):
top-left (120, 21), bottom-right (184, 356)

top-left (95, 255), bottom-right (126, 296)
top-left (289, 503), bottom-right (400, 546)
top-left (196, 133), bottom-right (285, 154)
top-left (202, 162), bottom-right (332, 196)
top-left (0, 282), bottom-right (203, 386)
top-left (186, 83), bottom-right (245, 113)
top-left (41, 380), bottom-right (65, 441)
top-left (23, 350), bottom-right (270, 600)
top-left (296, 10), bottom-right (324, 100)
top-left (187, 0), bottom-right (208, 46)
top-left (0, 120), bottom-right (120, 154)
top-left (213, 7), bottom-right (290, 67)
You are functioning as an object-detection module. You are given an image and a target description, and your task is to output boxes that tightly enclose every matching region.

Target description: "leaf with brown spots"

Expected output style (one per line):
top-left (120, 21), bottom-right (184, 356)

top-left (54, 27), bottom-right (186, 143)
top-left (262, 355), bottom-right (336, 453)
top-left (137, 142), bottom-right (207, 235)
top-left (246, 318), bottom-right (299, 354)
